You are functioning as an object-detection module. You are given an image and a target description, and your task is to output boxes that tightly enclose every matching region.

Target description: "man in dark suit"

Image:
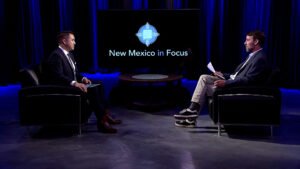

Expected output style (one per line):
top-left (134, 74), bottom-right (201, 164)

top-left (42, 31), bottom-right (121, 133)
top-left (174, 30), bottom-right (269, 127)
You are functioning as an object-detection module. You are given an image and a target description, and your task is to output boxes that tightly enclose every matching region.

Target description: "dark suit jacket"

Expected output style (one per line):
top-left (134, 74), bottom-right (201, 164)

top-left (42, 47), bottom-right (83, 86)
top-left (223, 50), bottom-right (268, 87)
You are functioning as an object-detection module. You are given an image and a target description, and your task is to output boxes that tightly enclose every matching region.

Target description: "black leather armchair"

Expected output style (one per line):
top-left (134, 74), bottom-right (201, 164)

top-left (208, 68), bottom-right (281, 136)
top-left (19, 65), bottom-right (91, 135)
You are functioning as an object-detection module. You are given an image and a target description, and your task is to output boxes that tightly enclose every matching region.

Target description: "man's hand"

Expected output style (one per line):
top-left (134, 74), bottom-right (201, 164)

top-left (214, 80), bottom-right (226, 87)
top-left (82, 77), bottom-right (91, 84)
top-left (73, 82), bottom-right (88, 92)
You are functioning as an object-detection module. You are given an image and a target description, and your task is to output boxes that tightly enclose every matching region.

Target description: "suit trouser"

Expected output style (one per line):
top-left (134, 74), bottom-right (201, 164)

top-left (86, 80), bottom-right (109, 120)
top-left (191, 75), bottom-right (219, 112)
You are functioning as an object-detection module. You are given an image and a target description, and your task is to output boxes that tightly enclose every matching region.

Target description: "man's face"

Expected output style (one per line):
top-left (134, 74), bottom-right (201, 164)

top-left (63, 34), bottom-right (76, 51)
top-left (244, 35), bottom-right (257, 52)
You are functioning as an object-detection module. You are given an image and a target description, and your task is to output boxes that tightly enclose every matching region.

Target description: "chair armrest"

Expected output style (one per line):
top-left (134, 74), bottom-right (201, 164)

top-left (19, 85), bottom-right (89, 126)
top-left (210, 86), bottom-right (281, 125)
top-left (19, 85), bottom-right (86, 97)
top-left (213, 86), bottom-right (281, 98)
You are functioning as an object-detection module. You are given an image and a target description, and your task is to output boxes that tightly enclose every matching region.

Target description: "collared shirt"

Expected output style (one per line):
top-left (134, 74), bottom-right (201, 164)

top-left (58, 46), bottom-right (69, 57)
top-left (230, 48), bottom-right (263, 80)
top-left (58, 46), bottom-right (76, 71)
top-left (58, 46), bottom-right (84, 86)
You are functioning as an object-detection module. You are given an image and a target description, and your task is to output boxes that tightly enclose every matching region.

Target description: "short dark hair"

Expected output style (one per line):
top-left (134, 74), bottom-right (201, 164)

top-left (57, 31), bottom-right (74, 44)
top-left (246, 30), bottom-right (266, 47)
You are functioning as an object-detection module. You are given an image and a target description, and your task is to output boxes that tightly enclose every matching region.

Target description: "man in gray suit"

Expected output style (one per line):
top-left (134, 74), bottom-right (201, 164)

top-left (174, 30), bottom-right (269, 128)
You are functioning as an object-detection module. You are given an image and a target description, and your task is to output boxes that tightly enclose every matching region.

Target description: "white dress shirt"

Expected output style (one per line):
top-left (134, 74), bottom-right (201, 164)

top-left (58, 46), bottom-right (85, 86)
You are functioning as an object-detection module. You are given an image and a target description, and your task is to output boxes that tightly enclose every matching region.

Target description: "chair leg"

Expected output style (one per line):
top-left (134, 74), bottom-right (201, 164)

top-left (218, 123), bottom-right (221, 136)
top-left (78, 124), bottom-right (82, 135)
top-left (26, 126), bottom-right (31, 137)
top-left (78, 97), bottom-right (82, 136)
top-left (270, 126), bottom-right (273, 137)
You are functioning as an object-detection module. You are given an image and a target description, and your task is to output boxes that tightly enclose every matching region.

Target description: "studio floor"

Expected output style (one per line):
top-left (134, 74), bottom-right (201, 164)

top-left (1, 85), bottom-right (300, 169)
top-left (1, 108), bottom-right (300, 169)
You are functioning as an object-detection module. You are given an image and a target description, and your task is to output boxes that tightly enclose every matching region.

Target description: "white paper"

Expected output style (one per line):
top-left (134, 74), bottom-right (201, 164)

top-left (207, 62), bottom-right (225, 79)
top-left (85, 84), bottom-right (100, 88)
top-left (207, 62), bottom-right (216, 73)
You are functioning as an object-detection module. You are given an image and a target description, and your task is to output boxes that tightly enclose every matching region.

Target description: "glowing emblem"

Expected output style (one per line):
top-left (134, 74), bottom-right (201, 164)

top-left (136, 22), bottom-right (160, 47)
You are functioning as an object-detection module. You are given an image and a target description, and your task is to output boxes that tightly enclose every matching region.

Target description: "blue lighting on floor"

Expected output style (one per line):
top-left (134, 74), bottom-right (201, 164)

top-left (82, 72), bottom-right (120, 79)
top-left (280, 88), bottom-right (300, 94)
top-left (0, 85), bottom-right (21, 97)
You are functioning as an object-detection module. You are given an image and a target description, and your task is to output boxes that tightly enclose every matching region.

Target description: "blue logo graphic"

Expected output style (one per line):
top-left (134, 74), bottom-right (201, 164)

top-left (136, 22), bottom-right (160, 47)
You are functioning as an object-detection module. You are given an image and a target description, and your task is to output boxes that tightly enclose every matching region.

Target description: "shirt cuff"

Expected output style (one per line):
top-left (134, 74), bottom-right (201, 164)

top-left (81, 77), bottom-right (86, 82)
top-left (71, 81), bottom-right (76, 86)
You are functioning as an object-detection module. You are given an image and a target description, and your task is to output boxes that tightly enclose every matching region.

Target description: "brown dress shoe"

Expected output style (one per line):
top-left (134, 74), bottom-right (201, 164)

top-left (105, 109), bottom-right (122, 125)
top-left (97, 117), bottom-right (117, 133)
top-left (106, 114), bottom-right (122, 124)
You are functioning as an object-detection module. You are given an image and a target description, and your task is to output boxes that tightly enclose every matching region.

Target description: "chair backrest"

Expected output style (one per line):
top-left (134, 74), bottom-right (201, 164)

top-left (19, 64), bottom-right (42, 87)
top-left (265, 67), bottom-right (280, 87)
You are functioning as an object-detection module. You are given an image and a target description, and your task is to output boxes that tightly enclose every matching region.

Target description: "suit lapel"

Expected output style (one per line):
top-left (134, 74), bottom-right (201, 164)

top-left (57, 48), bottom-right (75, 74)
top-left (237, 50), bottom-right (261, 76)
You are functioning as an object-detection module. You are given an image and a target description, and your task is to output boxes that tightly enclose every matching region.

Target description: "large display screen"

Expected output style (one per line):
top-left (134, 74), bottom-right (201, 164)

top-left (97, 9), bottom-right (200, 72)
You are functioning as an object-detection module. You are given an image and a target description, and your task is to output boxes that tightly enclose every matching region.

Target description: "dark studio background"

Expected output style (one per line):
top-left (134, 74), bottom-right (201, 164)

top-left (0, 0), bottom-right (300, 88)
top-left (1, 2), bottom-right (300, 168)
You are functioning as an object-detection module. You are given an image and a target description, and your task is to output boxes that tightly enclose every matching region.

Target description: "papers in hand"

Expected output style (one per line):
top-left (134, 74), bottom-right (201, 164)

top-left (85, 84), bottom-right (100, 88)
top-left (207, 62), bottom-right (225, 79)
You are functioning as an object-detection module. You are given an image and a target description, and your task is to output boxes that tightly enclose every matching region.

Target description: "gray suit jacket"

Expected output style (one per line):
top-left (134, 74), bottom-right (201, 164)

top-left (223, 50), bottom-right (268, 87)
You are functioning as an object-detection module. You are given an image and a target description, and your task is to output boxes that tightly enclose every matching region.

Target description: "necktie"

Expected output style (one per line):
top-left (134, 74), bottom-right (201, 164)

top-left (67, 53), bottom-right (77, 81)
top-left (236, 54), bottom-right (252, 74)
top-left (230, 55), bottom-right (252, 80)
